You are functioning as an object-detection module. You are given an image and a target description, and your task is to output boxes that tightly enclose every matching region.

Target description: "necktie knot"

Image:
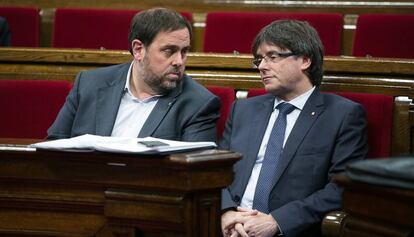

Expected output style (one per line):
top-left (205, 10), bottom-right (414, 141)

top-left (276, 102), bottom-right (296, 115)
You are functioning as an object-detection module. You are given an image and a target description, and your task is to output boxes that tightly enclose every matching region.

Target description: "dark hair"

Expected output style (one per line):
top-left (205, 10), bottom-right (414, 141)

top-left (251, 20), bottom-right (324, 86)
top-left (128, 8), bottom-right (192, 54)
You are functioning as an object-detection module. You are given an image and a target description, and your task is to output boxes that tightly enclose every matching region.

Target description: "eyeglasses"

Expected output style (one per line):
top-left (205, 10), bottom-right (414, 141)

top-left (252, 52), bottom-right (296, 68)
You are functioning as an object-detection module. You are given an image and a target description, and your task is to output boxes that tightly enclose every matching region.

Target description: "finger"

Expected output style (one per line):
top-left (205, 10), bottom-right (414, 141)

top-left (234, 223), bottom-right (248, 237)
top-left (237, 206), bottom-right (259, 215)
top-left (230, 229), bottom-right (239, 237)
top-left (237, 207), bottom-right (252, 212)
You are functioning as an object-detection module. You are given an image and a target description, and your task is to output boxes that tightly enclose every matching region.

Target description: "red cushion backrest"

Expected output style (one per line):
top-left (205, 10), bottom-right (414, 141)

top-left (180, 11), bottom-right (193, 23)
top-left (0, 80), bottom-right (72, 139)
top-left (333, 92), bottom-right (393, 158)
top-left (0, 7), bottom-right (39, 46)
top-left (53, 8), bottom-right (139, 50)
top-left (53, 8), bottom-right (193, 50)
top-left (203, 12), bottom-right (342, 56)
top-left (207, 86), bottom-right (235, 139)
top-left (247, 88), bottom-right (268, 98)
top-left (352, 14), bottom-right (414, 58)
top-left (247, 89), bottom-right (393, 158)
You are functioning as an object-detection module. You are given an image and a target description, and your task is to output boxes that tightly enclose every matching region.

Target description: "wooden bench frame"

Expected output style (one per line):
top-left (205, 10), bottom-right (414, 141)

top-left (0, 47), bottom-right (413, 236)
top-left (0, 47), bottom-right (413, 156)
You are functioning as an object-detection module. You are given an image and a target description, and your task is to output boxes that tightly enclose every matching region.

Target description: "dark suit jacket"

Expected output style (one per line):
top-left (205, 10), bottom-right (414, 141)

top-left (47, 62), bottom-right (220, 142)
top-left (220, 89), bottom-right (368, 237)
top-left (0, 17), bottom-right (11, 46)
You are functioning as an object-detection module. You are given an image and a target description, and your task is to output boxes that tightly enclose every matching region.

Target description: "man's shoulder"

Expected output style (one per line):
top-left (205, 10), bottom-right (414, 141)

top-left (238, 93), bottom-right (274, 106)
top-left (81, 63), bottom-right (130, 77)
top-left (180, 74), bottom-right (216, 99)
top-left (75, 63), bottom-right (129, 88)
top-left (321, 92), bottom-right (363, 109)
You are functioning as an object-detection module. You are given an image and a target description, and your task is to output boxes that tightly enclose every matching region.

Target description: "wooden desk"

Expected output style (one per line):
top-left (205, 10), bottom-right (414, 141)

top-left (332, 174), bottom-right (414, 237)
top-left (0, 140), bottom-right (241, 237)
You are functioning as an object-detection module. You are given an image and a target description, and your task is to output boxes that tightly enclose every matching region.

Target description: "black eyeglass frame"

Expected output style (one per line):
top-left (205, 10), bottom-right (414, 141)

top-left (251, 52), bottom-right (296, 68)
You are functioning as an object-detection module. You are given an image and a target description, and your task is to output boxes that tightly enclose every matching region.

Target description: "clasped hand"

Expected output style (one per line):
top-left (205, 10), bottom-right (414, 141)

top-left (221, 207), bottom-right (278, 237)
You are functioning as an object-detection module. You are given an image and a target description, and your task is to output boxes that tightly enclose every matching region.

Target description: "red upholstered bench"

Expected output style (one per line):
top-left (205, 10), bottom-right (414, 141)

top-left (207, 86), bottom-right (235, 139)
top-left (203, 12), bottom-right (342, 56)
top-left (0, 7), bottom-right (39, 46)
top-left (352, 14), bottom-right (414, 59)
top-left (247, 88), bottom-right (393, 158)
top-left (0, 80), bottom-right (72, 139)
top-left (53, 8), bottom-right (193, 50)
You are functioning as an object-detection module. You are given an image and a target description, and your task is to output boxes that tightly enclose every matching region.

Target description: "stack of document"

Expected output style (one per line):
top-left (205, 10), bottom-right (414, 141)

top-left (30, 134), bottom-right (217, 154)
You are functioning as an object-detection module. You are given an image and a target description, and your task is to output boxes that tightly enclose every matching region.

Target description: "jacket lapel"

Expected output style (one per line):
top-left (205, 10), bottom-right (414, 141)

top-left (95, 65), bottom-right (129, 136)
top-left (270, 89), bottom-right (325, 188)
top-left (241, 95), bottom-right (275, 189)
top-left (138, 77), bottom-right (183, 138)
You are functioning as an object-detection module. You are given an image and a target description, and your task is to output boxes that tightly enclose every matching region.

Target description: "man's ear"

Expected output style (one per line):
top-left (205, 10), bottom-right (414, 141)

top-left (131, 39), bottom-right (145, 61)
top-left (300, 56), bottom-right (312, 71)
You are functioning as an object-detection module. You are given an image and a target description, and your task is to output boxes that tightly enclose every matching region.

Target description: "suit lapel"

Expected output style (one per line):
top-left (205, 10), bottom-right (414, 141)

top-left (138, 94), bottom-right (178, 137)
top-left (138, 78), bottom-right (182, 138)
top-left (241, 95), bottom-right (275, 189)
top-left (95, 66), bottom-right (128, 136)
top-left (271, 89), bottom-right (325, 188)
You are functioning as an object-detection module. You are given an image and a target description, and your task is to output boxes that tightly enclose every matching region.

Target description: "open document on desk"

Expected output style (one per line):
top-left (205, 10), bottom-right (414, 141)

top-left (30, 134), bottom-right (217, 154)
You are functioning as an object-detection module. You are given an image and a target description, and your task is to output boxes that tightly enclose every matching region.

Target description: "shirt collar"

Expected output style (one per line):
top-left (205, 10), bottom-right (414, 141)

top-left (124, 61), bottom-right (161, 102)
top-left (273, 86), bottom-right (316, 111)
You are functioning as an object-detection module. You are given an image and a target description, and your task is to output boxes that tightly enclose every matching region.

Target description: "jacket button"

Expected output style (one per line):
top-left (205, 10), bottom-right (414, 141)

top-left (233, 195), bottom-right (240, 203)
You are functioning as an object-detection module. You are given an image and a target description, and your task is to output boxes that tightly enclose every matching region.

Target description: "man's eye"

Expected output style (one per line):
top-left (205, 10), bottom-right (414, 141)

top-left (181, 49), bottom-right (189, 57)
top-left (269, 55), bottom-right (278, 60)
top-left (163, 49), bottom-right (174, 56)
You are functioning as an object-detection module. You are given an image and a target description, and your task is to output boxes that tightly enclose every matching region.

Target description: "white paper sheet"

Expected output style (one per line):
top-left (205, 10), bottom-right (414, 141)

top-left (30, 134), bottom-right (217, 154)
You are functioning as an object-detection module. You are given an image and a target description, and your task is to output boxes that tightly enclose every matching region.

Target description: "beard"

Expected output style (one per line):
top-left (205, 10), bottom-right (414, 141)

top-left (140, 55), bottom-right (183, 95)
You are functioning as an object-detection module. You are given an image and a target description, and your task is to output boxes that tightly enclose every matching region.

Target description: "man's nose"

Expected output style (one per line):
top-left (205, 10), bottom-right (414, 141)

top-left (172, 52), bottom-right (184, 66)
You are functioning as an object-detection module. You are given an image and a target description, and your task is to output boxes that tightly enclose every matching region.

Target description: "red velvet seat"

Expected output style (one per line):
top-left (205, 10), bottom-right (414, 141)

top-left (0, 7), bottom-right (39, 46)
top-left (203, 12), bottom-right (342, 56)
top-left (207, 86), bottom-right (235, 139)
top-left (247, 89), bottom-right (393, 158)
top-left (352, 14), bottom-right (414, 58)
top-left (53, 8), bottom-right (193, 50)
top-left (53, 8), bottom-right (139, 50)
top-left (0, 80), bottom-right (72, 139)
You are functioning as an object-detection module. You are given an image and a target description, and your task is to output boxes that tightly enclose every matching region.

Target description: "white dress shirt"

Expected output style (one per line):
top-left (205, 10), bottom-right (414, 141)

top-left (111, 62), bottom-right (160, 138)
top-left (240, 87), bottom-right (316, 209)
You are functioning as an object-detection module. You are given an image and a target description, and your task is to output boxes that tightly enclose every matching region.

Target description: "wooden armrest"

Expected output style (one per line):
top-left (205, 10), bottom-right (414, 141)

top-left (321, 210), bottom-right (348, 237)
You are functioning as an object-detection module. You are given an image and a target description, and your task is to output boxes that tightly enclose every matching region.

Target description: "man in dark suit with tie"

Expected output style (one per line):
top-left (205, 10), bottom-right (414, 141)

top-left (48, 8), bottom-right (219, 142)
top-left (220, 20), bottom-right (368, 237)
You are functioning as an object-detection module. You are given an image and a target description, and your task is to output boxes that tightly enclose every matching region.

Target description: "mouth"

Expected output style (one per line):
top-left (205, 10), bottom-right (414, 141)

top-left (166, 72), bottom-right (180, 80)
top-left (261, 76), bottom-right (273, 83)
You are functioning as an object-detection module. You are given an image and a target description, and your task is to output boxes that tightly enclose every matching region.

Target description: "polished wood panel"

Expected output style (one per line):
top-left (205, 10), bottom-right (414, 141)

top-left (1, 48), bottom-right (414, 96)
top-left (0, 141), bottom-right (241, 237)
top-left (324, 174), bottom-right (414, 237)
top-left (0, 47), bottom-right (413, 156)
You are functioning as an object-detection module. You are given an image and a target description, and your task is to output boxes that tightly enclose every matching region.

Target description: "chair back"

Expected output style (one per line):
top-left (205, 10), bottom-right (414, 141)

top-left (0, 80), bottom-right (72, 139)
top-left (352, 14), bottom-right (414, 58)
top-left (207, 86), bottom-right (235, 139)
top-left (53, 8), bottom-right (139, 50)
top-left (0, 7), bottom-right (39, 46)
top-left (204, 12), bottom-right (342, 55)
top-left (247, 89), bottom-right (393, 158)
top-left (53, 8), bottom-right (193, 50)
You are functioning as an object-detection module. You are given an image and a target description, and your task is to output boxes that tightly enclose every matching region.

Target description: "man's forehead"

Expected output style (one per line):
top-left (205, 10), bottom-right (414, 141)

top-left (256, 43), bottom-right (283, 54)
top-left (152, 29), bottom-right (190, 45)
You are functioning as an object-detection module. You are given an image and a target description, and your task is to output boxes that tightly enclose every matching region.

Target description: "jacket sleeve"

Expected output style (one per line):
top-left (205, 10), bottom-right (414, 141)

top-left (181, 94), bottom-right (220, 142)
top-left (271, 103), bottom-right (368, 237)
top-left (47, 72), bottom-right (83, 139)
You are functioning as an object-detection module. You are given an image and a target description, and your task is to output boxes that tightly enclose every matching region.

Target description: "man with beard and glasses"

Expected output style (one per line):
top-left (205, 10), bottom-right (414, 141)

top-left (48, 8), bottom-right (220, 142)
top-left (220, 20), bottom-right (368, 237)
